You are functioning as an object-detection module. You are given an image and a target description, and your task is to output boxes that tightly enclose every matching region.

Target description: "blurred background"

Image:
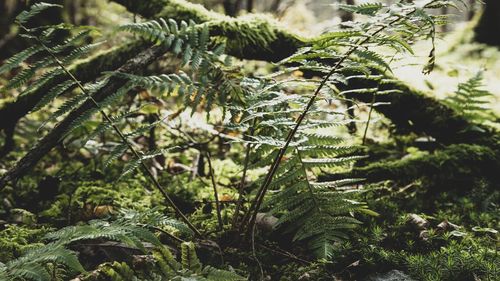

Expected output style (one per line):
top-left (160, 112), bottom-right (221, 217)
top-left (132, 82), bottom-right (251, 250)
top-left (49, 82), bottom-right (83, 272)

top-left (1, 0), bottom-right (498, 113)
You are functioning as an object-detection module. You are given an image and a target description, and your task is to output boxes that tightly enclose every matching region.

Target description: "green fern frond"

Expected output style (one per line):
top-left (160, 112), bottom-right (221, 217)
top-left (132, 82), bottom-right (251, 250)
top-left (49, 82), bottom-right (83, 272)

top-left (0, 45), bottom-right (44, 74)
top-left (119, 147), bottom-right (176, 178)
top-left (338, 2), bottom-right (385, 16)
top-left (15, 2), bottom-right (62, 24)
top-left (203, 266), bottom-right (246, 281)
top-left (153, 245), bottom-right (180, 277)
top-left (181, 242), bottom-right (202, 273)
top-left (6, 58), bottom-right (56, 89)
top-left (444, 71), bottom-right (495, 123)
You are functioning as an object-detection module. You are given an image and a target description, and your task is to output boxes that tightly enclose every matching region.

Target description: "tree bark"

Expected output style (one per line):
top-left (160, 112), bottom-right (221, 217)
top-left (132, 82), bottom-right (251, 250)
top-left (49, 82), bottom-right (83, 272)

top-left (223, 0), bottom-right (243, 16)
top-left (474, 0), bottom-right (500, 47)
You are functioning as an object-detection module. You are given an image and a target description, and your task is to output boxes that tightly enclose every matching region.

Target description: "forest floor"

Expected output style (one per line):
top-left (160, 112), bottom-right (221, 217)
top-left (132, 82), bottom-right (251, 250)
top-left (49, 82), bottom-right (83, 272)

top-left (0, 8), bottom-right (498, 281)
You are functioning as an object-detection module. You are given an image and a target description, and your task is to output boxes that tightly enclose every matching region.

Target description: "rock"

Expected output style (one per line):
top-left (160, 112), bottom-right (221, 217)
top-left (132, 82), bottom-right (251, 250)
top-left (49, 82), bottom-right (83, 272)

top-left (408, 214), bottom-right (429, 230)
top-left (256, 212), bottom-right (278, 232)
top-left (363, 270), bottom-right (417, 281)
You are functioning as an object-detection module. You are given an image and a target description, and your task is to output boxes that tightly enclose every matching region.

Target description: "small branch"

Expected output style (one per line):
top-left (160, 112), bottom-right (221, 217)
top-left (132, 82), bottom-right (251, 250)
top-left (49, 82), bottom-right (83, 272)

top-left (257, 243), bottom-right (311, 265)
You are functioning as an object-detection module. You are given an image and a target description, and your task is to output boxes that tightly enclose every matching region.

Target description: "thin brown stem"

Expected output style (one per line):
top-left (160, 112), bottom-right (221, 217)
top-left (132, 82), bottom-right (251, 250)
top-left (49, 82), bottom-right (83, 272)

top-left (231, 120), bottom-right (256, 229)
top-left (205, 151), bottom-right (224, 231)
top-left (362, 92), bottom-right (376, 145)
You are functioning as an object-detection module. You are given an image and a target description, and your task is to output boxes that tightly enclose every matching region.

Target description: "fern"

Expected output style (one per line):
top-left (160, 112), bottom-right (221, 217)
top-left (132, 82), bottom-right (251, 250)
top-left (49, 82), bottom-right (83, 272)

top-left (445, 71), bottom-right (495, 124)
top-left (227, 77), bottom-right (373, 258)
top-left (263, 144), bottom-right (371, 258)
top-left (0, 245), bottom-right (83, 281)
top-left (0, 212), bottom-right (211, 281)
top-left (152, 242), bottom-right (245, 280)
top-left (15, 2), bottom-right (62, 25)
top-left (114, 19), bottom-right (244, 116)
top-left (338, 2), bottom-right (385, 16)
top-left (229, 0), bottom-right (453, 257)
top-left (4, 4), bottom-right (202, 235)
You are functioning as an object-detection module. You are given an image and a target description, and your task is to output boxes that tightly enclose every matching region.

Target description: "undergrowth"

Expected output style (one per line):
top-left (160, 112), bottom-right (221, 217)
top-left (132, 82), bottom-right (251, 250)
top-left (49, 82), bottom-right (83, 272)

top-left (0, 1), bottom-right (498, 281)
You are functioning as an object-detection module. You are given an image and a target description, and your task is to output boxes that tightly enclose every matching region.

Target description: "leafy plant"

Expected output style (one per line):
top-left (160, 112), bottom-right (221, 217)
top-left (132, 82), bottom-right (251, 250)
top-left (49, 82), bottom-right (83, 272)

top-left (445, 70), bottom-right (495, 124)
top-left (0, 1), bottom-right (467, 279)
top-left (0, 211), bottom-right (201, 281)
top-left (228, 0), bottom-right (454, 257)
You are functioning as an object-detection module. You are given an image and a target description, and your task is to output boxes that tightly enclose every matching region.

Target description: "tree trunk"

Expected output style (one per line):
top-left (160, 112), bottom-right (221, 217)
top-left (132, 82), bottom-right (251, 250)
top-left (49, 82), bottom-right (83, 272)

top-left (474, 0), bottom-right (500, 47)
top-left (246, 0), bottom-right (254, 12)
top-left (468, 0), bottom-right (475, 20)
top-left (223, 0), bottom-right (243, 16)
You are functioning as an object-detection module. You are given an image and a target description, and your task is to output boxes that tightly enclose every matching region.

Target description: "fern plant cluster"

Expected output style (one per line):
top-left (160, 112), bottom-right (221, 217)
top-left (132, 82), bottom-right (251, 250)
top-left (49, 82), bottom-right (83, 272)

top-left (0, 210), bottom-right (243, 281)
top-left (0, 0), bottom-right (465, 279)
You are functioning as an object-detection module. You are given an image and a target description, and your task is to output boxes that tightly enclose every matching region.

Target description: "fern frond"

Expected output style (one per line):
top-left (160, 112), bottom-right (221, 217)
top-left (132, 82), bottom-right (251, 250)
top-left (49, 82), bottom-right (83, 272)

top-left (203, 266), bottom-right (246, 281)
top-left (6, 58), bottom-right (55, 89)
top-left (0, 45), bottom-right (44, 74)
top-left (444, 71), bottom-right (495, 123)
top-left (181, 242), bottom-right (202, 273)
top-left (338, 2), bottom-right (385, 16)
top-left (15, 2), bottom-right (62, 24)
top-left (120, 148), bottom-right (176, 178)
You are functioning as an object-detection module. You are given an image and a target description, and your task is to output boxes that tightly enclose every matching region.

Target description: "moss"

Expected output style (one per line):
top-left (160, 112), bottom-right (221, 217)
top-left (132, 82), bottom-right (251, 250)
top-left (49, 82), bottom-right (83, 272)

top-left (0, 224), bottom-right (51, 263)
top-left (40, 179), bottom-right (161, 222)
top-left (324, 179), bottom-right (499, 281)
top-left (323, 144), bottom-right (500, 190)
top-left (113, 0), bottom-right (308, 61)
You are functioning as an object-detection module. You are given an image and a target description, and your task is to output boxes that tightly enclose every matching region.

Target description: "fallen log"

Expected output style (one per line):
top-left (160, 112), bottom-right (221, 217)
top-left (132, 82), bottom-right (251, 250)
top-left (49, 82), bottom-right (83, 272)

top-left (318, 144), bottom-right (500, 188)
top-left (112, 0), bottom-right (496, 145)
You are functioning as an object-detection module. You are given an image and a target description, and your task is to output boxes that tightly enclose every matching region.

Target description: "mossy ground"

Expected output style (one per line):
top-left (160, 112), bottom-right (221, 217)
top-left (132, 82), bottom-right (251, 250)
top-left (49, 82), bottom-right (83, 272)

top-left (1, 141), bottom-right (498, 280)
top-left (0, 2), bottom-right (498, 280)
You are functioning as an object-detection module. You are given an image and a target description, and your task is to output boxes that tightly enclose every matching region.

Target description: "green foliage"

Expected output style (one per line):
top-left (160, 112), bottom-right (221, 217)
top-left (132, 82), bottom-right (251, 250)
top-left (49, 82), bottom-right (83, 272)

top-left (153, 242), bottom-right (245, 281)
top-left (114, 18), bottom-right (244, 115)
top-left (0, 1), bottom-right (480, 280)
top-left (40, 180), bottom-right (157, 221)
top-left (0, 225), bottom-right (50, 263)
top-left (338, 2), bottom-right (384, 16)
top-left (325, 178), bottom-right (499, 281)
top-left (228, 78), bottom-right (371, 258)
top-left (445, 71), bottom-right (495, 123)
top-left (0, 213), bottom-right (193, 281)
top-left (225, 0), bottom-right (453, 259)
top-left (86, 241), bottom-right (245, 280)
top-left (15, 2), bottom-right (62, 25)
top-left (0, 243), bottom-right (84, 281)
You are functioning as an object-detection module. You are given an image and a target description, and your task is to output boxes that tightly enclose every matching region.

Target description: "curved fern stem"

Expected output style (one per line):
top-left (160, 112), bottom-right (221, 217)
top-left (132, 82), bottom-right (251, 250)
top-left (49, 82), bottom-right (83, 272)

top-left (296, 148), bottom-right (318, 206)
top-left (362, 90), bottom-right (377, 145)
top-left (242, 9), bottom-right (415, 235)
top-left (19, 24), bottom-right (202, 238)
top-left (231, 119), bottom-right (256, 229)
